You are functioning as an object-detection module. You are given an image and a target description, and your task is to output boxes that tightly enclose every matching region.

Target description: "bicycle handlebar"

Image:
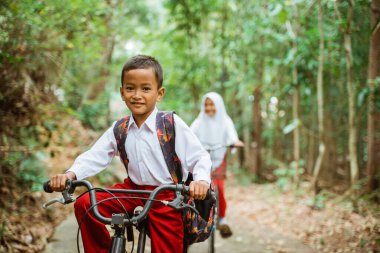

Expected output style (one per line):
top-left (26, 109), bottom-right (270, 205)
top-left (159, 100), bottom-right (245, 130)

top-left (204, 144), bottom-right (236, 152)
top-left (43, 180), bottom-right (54, 193)
top-left (43, 179), bottom-right (215, 226)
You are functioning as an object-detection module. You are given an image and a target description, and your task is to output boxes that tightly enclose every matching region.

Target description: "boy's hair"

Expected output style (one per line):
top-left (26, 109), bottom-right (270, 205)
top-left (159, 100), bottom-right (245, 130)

top-left (121, 55), bottom-right (163, 88)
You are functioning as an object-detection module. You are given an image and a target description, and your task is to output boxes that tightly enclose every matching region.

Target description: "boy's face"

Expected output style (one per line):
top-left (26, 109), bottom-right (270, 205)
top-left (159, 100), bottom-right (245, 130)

top-left (204, 98), bottom-right (216, 117)
top-left (120, 68), bottom-right (164, 120)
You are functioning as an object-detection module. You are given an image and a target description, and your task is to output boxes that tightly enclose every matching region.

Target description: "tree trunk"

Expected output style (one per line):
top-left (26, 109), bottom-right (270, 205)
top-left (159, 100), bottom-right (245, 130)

top-left (87, 35), bottom-right (115, 100)
top-left (252, 85), bottom-right (262, 179)
top-left (307, 130), bottom-right (315, 175)
top-left (344, 1), bottom-right (359, 187)
top-left (311, 0), bottom-right (326, 193)
top-left (87, 1), bottom-right (118, 101)
top-left (366, 0), bottom-right (380, 196)
top-left (288, 6), bottom-right (301, 187)
top-left (243, 122), bottom-right (251, 168)
top-left (251, 42), bottom-right (265, 179)
top-left (219, 1), bottom-right (229, 97)
top-left (293, 86), bottom-right (300, 186)
top-left (334, 0), bottom-right (359, 190)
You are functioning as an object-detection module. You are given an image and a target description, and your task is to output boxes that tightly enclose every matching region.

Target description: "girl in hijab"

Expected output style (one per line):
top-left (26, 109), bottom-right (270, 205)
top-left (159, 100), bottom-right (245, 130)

top-left (190, 92), bottom-right (244, 238)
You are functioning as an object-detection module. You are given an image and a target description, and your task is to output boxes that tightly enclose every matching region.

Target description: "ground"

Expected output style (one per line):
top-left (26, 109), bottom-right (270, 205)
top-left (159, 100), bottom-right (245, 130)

top-left (41, 175), bottom-right (380, 253)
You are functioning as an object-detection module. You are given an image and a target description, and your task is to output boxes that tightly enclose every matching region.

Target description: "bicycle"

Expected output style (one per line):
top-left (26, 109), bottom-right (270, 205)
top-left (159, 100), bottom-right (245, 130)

top-left (203, 144), bottom-right (241, 253)
top-left (43, 179), bottom-right (215, 253)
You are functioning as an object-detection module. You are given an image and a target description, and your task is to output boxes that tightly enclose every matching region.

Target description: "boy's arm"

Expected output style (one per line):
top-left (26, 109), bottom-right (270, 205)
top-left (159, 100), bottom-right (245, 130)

top-left (173, 115), bottom-right (212, 199)
top-left (49, 124), bottom-right (118, 192)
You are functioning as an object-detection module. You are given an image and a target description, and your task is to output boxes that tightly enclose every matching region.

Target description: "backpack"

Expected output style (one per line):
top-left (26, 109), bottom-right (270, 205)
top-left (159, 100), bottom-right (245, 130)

top-left (113, 111), bottom-right (215, 246)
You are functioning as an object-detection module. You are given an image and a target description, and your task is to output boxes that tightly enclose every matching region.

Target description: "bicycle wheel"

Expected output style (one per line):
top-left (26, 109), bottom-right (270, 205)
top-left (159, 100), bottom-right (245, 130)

top-left (208, 186), bottom-right (219, 253)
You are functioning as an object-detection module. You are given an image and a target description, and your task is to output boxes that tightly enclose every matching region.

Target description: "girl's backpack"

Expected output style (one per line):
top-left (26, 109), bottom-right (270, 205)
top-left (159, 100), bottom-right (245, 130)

top-left (113, 111), bottom-right (215, 246)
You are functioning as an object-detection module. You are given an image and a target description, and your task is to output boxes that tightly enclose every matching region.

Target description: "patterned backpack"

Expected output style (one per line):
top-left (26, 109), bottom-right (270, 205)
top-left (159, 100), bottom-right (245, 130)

top-left (113, 111), bottom-right (215, 246)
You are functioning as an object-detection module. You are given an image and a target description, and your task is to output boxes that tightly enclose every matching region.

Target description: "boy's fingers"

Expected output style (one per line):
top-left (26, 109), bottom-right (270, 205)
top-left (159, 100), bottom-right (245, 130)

top-left (194, 183), bottom-right (207, 200)
top-left (49, 174), bottom-right (68, 192)
top-left (200, 185), bottom-right (207, 200)
top-left (194, 183), bottom-right (198, 199)
top-left (189, 181), bottom-right (210, 199)
top-left (60, 176), bottom-right (67, 190)
top-left (194, 184), bottom-right (201, 199)
top-left (189, 182), bottom-right (200, 199)
top-left (189, 182), bottom-right (195, 198)
top-left (51, 176), bottom-right (58, 190)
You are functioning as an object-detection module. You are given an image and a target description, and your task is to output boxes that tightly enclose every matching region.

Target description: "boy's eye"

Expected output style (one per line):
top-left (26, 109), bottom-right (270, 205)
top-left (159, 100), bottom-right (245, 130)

top-left (125, 86), bottom-right (134, 91)
top-left (143, 87), bottom-right (151, 91)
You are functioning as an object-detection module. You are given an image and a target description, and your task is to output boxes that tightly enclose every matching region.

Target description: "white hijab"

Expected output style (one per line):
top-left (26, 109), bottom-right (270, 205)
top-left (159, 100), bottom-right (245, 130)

top-left (190, 92), bottom-right (238, 169)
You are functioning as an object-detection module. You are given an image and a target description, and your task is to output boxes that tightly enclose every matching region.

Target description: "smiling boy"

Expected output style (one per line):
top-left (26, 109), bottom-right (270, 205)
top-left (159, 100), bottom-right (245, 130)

top-left (49, 55), bottom-right (212, 253)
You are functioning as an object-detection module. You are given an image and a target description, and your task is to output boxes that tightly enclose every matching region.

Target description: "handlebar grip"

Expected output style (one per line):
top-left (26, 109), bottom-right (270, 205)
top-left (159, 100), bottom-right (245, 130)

top-left (205, 188), bottom-right (211, 199)
top-left (206, 189), bottom-right (216, 203)
top-left (43, 180), bottom-right (53, 193)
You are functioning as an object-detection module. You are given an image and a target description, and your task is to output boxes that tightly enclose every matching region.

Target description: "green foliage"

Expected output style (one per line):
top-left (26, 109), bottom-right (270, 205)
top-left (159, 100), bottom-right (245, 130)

top-left (274, 167), bottom-right (291, 190)
top-left (376, 237), bottom-right (380, 247)
top-left (282, 119), bottom-right (301, 135)
top-left (1, 152), bottom-right (23, 169)
top-left (19, 152), bottom-right (48, 191)
top-left (95, 169), bottom-right (117, 186)
top-left (313, 193), bottom-right (327, 209)
top-left (0, 0), bottom-right (376, 202)
top-left (230, 163), bottom-right (256, 186)
top-left (0, 0), bottom-right (152, 194)
top-left (79, 92), bottom-right (110, 130)
top-left (274, 160), bottom-right (305, 190)
top-left (0, 151), bottom-right (47, 192)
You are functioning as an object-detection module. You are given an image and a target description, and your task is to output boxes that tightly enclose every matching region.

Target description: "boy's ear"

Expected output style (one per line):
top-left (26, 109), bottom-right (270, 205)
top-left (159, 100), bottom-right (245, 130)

top-left (120, 86), bottom-right (124, 100)
top-left (157, 87), bottom-right (165, 101)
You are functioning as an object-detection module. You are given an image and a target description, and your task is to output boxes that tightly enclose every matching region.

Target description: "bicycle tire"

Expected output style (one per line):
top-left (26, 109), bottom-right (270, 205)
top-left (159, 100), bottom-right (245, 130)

top-left (208, 185), bottom-right (219, 253)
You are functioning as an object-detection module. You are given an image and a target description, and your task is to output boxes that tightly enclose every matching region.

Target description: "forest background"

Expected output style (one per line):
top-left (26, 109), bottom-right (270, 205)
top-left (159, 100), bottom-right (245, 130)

top-left (0, 0), bottom-right (379, 252)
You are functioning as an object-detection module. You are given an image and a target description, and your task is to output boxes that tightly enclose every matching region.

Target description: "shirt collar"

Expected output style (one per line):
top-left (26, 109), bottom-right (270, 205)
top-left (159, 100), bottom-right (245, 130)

top-left (127, 107), bottom-right (158, 132)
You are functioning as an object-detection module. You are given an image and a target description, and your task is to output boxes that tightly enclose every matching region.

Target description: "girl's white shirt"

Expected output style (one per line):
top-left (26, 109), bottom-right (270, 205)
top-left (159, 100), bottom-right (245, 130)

top-left (190, 92), bottom-right (238, 169)
top-left (67, 107), bottom-right (211, 186)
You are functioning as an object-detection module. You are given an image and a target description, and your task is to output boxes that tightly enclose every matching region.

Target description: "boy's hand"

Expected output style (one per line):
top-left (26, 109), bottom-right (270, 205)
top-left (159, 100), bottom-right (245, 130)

top-left (49, 172), bottom-right (76, 192)
top-left (189, 180), bottom-right (209, 200)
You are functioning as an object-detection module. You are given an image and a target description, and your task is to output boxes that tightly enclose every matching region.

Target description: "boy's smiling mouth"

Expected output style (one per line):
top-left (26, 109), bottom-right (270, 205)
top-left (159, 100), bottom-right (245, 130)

top-left (131, 102), bottom-right (145, 108)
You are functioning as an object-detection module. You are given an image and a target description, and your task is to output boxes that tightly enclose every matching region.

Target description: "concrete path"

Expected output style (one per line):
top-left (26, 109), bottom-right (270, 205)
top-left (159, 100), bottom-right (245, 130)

top-left (43, 214), bottom-right (83, 253)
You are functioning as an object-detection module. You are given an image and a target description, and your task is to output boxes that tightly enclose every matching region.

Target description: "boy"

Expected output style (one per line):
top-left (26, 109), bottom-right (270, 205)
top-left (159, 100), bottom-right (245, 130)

top-left (49, 55), bottom-right (212, 253)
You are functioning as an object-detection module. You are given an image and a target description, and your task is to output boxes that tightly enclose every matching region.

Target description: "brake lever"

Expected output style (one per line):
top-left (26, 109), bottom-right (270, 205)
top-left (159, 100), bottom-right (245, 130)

top-left (61, 180), bottom-right (75, 203)
top-left (42, 197), bottom-right (66, 209)
top-left (42, 180), bottom-right (75, 209)
top-left (164, 191), bottom-right (199, 215)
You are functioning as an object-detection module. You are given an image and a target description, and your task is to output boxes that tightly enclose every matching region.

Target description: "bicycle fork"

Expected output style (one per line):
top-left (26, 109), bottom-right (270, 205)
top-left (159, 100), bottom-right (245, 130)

top-left (134, 206), bottom-right (148, 253)
top-left (136, 220), bottom-right (148, 253)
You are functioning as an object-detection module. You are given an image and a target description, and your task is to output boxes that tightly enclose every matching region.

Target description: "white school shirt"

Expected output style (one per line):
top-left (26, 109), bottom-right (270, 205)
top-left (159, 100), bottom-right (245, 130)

top-left (67, 108), bottom-right (212, 186)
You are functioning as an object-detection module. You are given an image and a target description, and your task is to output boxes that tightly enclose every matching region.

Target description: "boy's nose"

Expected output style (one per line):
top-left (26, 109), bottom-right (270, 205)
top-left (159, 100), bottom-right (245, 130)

top-left (132, 90), bottom-right (142, 97)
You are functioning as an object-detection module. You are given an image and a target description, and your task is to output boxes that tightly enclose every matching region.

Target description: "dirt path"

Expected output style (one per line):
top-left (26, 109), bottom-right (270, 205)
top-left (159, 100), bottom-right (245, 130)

top-left (43, 212), bottom-right (314, 253)
top-left (41, 167), bottom-right (379, 253)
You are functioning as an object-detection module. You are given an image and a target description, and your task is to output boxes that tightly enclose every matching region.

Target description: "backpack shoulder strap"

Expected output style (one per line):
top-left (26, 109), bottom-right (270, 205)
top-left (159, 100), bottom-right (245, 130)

top-left (156, 111), bottom-right (183, 184)
top-left (113, 116), bottom-right (130, 170)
